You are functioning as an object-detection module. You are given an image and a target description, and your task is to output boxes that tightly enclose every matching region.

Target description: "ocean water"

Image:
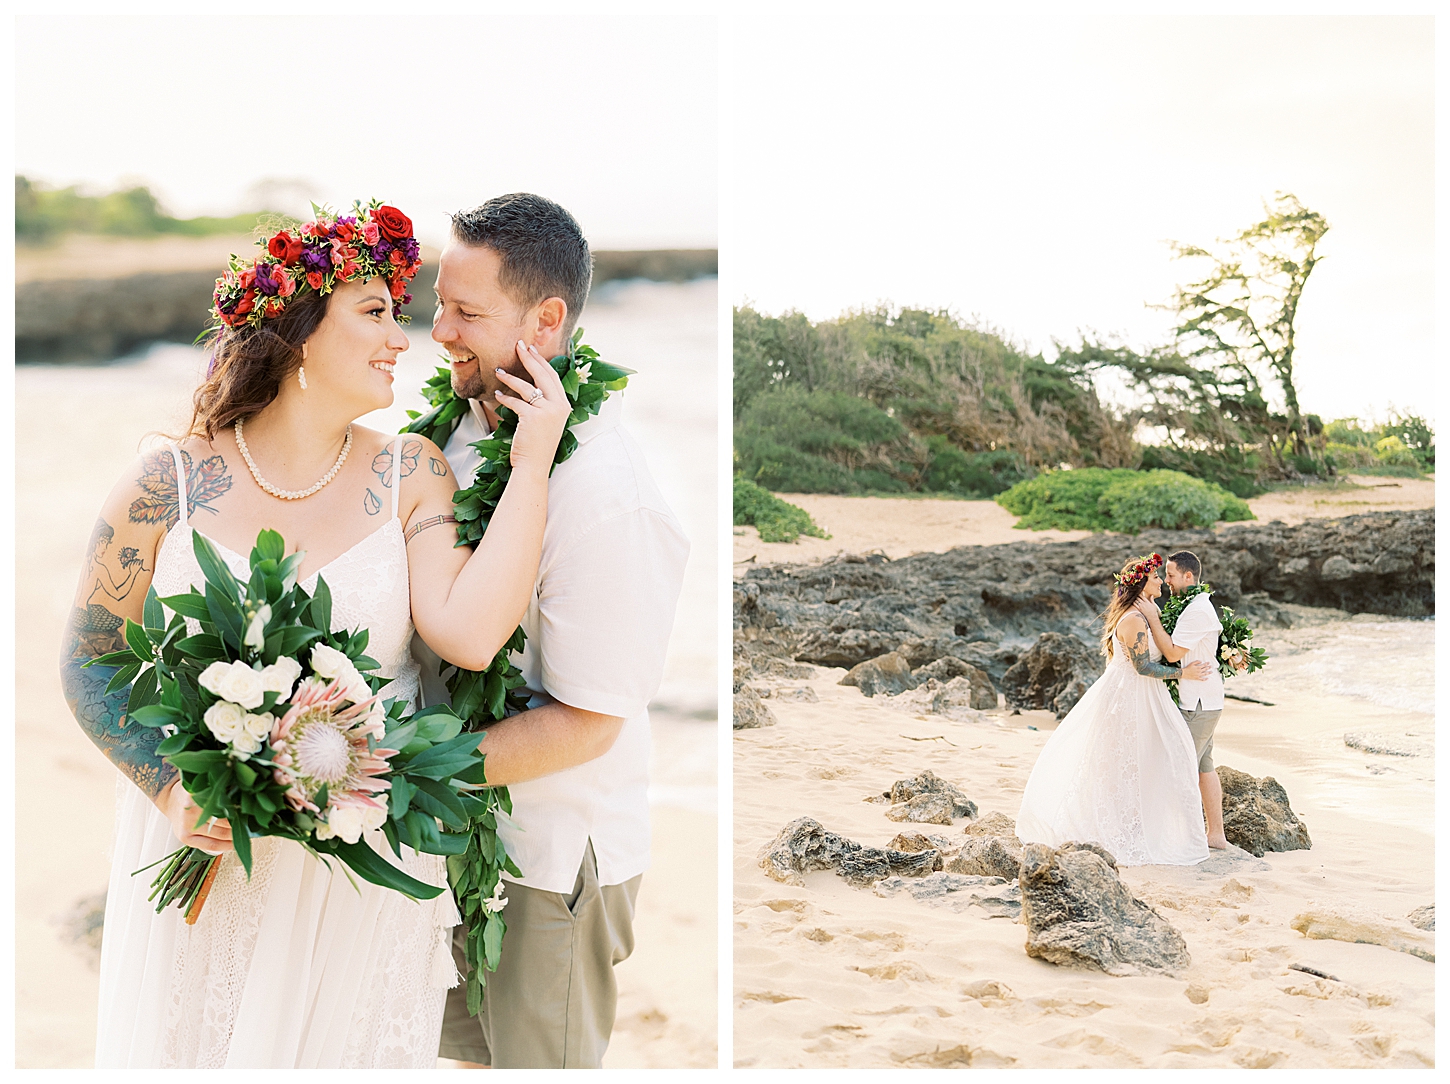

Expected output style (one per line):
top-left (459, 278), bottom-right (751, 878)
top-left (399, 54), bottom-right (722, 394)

top-left (1230, 614), bottom-right (1435, 718)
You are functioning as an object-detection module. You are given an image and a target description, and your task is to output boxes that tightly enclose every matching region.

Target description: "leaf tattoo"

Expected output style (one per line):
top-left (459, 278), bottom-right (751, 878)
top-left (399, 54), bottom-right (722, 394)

top-left (364, 488), bottom-right (382, 516)
top-left (128, 448), bottom-right (234, 529)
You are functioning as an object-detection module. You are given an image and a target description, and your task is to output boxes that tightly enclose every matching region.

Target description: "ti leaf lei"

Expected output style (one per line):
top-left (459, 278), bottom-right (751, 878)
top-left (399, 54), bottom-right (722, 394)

top-left (1159, 583), bottom-right (1213, 705)
top-left (401, 328), bottom-right (632, 1014)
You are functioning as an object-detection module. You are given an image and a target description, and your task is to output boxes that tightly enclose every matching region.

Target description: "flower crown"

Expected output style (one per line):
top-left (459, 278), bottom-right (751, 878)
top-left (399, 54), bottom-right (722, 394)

top-left (210, 200), bottom-right (422, 330)
top-left (1114, 552), bottom-right (1163, 590)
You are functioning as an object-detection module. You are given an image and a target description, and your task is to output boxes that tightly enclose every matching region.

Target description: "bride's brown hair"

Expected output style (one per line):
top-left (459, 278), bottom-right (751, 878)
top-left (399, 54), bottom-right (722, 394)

top-left (187, 290), bottom-right (331, 439)
top-left (1099, 554), bottom-right (1160, 659)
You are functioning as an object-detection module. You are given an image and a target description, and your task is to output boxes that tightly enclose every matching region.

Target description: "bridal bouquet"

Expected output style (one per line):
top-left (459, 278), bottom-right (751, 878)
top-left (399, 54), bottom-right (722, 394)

top-left (404, 329), bottom-right (632, 1012)
top-left (1160, 584), bottom-right (1268, 703)
top-left (87, 529), bottom-right (497, 923)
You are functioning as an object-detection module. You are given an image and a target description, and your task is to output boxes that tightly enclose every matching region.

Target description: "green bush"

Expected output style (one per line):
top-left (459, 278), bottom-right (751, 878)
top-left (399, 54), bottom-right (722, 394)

top-left (733, 476), bottom-right (831, 543)
top-left (1098, 471), bottom-right (1254, 532)
top-left (923, 436), bottom-right (1034, 497)
top-left (734, 386), bottom-right (914, 494)
top-left (996, 468), bottom-right (1138, 530)
top-left (997, 468), bottom-right (1255, 532)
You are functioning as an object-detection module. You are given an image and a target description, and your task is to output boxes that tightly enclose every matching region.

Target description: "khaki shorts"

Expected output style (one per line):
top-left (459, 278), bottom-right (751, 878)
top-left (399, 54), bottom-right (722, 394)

top-left (1181, 705), bottom-right (1222, 774)
top-left (438, 840), bottom-right (642, 1069)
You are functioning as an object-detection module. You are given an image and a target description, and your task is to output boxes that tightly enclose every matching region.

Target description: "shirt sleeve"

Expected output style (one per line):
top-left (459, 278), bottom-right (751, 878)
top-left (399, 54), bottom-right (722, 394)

top-left (535, 508), bottom-right (690, 719)
top-left (1170, 597), bottom-right (1220, 651)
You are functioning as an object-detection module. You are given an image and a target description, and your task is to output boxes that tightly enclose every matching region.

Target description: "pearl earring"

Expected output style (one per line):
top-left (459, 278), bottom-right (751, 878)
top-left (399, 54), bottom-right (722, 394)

top-left (298, 365), bottom-right (308, 390)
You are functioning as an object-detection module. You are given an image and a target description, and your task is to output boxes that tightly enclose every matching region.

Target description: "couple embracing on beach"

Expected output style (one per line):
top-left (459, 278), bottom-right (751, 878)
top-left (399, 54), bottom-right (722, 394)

top-left (1017, 550), bottom-right (1234, 866)
top-left (60, 193), bottom-right (688, 1068)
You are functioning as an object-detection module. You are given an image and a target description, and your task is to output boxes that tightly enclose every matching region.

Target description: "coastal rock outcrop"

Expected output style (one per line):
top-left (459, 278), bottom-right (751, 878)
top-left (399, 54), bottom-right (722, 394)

top-left (945, 835), bottom-right (1023, 881)
top-left (878, 770), bottom-right (978, 824)
top-left (913, 656), bottom-right (998, 708)
top-left (733, 686), bottom-right (777, 730)
top-left (1217, 766), bottom-right (1312, 857)
top-left (1002, 632), bottom-right (1103, 717)
top-left (758, 817), bottom-right (939, 887)
top-left (1291, 905), bottom-right (1435, 963)
top-left (1020, 841), bottom-right (1191, 975)
top-left (1408, 905), bottom-right (1435, 931)
top-left (734, 513), bottom-right (1434, 680)
top-left (839, 651), bottom-right (918, 697)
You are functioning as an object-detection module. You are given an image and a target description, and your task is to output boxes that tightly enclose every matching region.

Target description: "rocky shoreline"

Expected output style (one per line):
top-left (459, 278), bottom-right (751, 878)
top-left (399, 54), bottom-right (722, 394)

top-left (16, 246), bottom-right (718, 362)
top-left (735, 510), bottom-right (1432, 679)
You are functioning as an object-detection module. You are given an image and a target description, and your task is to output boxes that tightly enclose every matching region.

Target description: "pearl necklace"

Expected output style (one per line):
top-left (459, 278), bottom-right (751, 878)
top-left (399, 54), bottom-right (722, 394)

top-left (234, 418), bottom-right (353, 501)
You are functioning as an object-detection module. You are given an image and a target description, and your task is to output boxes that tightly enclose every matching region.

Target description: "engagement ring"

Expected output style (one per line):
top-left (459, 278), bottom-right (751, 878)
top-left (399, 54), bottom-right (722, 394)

top-left (529, 390), bottom-right (545, 405)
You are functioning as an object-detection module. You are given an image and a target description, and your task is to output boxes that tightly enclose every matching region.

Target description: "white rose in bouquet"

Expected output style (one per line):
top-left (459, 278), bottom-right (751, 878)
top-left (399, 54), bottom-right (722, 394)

top-left (203, 700), bottom-right (247, 744)
top-left (259, 657), bottom-right (302, 700)
top-left (198, 660), bottom-right (266, 710)
top-left (310, 644), bottom-right (371, 704)
top-left (317, 804), bottom-right (367, 844)
top-left (230, 711), bottom-right (275, 755)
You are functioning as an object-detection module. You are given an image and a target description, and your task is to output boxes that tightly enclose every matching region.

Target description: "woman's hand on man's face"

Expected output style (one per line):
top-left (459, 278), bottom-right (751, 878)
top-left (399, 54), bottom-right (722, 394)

top-left (495, 341), bottom-right (571, 474)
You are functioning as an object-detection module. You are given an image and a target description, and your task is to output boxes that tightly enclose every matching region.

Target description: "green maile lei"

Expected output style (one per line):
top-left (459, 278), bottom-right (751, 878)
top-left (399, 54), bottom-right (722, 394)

top-left (1157, 583), bottom-right (1212, 705)
top-left (401, 328), bottom-right (632, 1014)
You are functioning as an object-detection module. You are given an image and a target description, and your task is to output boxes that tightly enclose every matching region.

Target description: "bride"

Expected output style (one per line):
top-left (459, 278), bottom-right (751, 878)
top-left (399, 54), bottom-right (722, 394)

top-left (1016, 553), bottom-right (1214, 867)
top-left (58, 202), bottom-right (569, 1068)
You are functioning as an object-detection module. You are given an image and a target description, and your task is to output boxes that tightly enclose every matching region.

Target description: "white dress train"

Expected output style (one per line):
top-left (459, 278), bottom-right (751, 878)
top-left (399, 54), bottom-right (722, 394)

top-left (1015, 628), bottom-right (1209, 867)
top-left (95, 437), bottom-right (459, 1068)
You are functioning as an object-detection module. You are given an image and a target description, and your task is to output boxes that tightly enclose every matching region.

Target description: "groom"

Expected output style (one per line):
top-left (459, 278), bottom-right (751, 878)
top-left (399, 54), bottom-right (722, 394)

top-left (1159, 550), bottom-right (1229, 850)
top-left (418, 193), bottom-right (689, 1068)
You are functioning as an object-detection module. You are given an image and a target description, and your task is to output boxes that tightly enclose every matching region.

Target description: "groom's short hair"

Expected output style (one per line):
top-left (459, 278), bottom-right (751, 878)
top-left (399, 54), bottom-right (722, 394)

top-left (1166, 550), bottom-right (1202, 580)
top-left (450, 193), bottom-right (593, 335)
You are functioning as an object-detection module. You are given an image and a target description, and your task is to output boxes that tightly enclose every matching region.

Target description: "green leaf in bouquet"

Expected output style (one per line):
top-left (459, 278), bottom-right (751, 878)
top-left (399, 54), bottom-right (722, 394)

top-left (159, 591), bottom-right (212, 621)
top-left (233, 759), bottom-right (258, 787)
top-left (86, 649), bottom-right (143, 669)
top-left (418, 831), bottom-right (470, 856)
top-left (403, 731), bottom-right (482, 774)
top-left (275, 624), bottom-right (324, 656)
top-left (177, 633), bottom-right (226, 658)
top-left (327, 841), bottom-right (443, 904)
top-left (127, 666), bottom-right (160, 716)
top-left (388, 777), bottom-right (417, 818)
top-left (232, 811), bottom-right (253, 876)
top-left (352, 654), bottom-right (382, 674)
top-left (143, 585), bottom-right (164, 630)
top-left (381, 719), bottom-right (419, 751)
top-left (276, 551), bottom-right (304, 594)
top-left (124, 618), bottom-right (154, 663)
top-left (252, 529), bottom-right (285, 564)
top-left (205, 585), bottom-right (244, 651)
top-left (155, 732), bottom-right (190, 757)
top-left (410, 779), bottom-right (470, 828)
top-left (104, 662), bottom-right (142, 695)
top-left (451, 759), bottom-right (492, 786)
top-left (128, 703), bottom-right (180, 729)
top-left (309, 575), bottom-right (333, 636)
top-left (408, 705), bottom-right (464, 743)
top-left (192, 530), bottom-right (242, 601)
top-left (169, 750), bottom-right (230, 772)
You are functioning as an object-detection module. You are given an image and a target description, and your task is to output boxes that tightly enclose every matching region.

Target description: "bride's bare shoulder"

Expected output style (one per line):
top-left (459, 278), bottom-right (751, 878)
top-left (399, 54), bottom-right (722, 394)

top-left (1114, 610), bottom-right (1149, 636)
top-left (92, 434), bottom-right (234, 540)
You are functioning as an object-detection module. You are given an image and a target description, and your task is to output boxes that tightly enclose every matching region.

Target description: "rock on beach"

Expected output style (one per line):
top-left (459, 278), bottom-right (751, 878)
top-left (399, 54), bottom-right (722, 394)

top-left (1217, 766), bottom-right (1312, 857)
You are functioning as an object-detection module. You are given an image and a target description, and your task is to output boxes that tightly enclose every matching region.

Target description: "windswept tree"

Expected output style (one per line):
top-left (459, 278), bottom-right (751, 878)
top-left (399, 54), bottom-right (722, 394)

top-left (1165, 192), bottom-right (1330, 466)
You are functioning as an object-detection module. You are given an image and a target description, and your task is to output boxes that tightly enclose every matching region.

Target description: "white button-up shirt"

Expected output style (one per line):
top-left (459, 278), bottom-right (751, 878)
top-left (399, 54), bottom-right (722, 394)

top-left (415, 392), bottom-right (689, 892)
top-left (1171, 592), bottom-right (1224, 712)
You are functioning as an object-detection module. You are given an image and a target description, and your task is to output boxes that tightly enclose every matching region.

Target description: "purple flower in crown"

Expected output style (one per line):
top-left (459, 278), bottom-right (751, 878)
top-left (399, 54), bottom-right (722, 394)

top-left (301, 246), bottom-right (332, 274)
top-left (399, 238), bottom-right (421, 264)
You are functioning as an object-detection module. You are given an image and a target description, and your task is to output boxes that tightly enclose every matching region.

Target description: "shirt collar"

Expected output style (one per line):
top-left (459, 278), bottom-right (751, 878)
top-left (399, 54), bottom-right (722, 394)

top-left (468, 391), bottom-right (624, 443)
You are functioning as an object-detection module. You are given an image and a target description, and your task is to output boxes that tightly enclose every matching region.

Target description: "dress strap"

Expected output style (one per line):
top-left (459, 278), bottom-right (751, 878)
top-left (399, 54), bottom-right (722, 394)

top-left (168, 443), bottom-right (190, 531)
top-left (390, 434), bottom-right (403, 521)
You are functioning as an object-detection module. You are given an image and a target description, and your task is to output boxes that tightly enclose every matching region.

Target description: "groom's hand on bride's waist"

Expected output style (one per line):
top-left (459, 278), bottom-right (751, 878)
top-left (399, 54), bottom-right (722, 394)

top-left (473, 699), bottom-right (625, 785)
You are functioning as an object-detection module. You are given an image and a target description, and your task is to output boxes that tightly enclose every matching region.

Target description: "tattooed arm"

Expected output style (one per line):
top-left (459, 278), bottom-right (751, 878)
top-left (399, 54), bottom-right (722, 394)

top-left (59, 454), bottom-right (182, 798)
top-left (1132, 600), bottom-right (1190, 661)
top-left (1118, 613), bottom-right (1185, 679)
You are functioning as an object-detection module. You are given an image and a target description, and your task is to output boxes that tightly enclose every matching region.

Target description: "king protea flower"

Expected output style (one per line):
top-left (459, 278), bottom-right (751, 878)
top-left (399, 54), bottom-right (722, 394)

top-left (269, 675), bottom-right (395, 843)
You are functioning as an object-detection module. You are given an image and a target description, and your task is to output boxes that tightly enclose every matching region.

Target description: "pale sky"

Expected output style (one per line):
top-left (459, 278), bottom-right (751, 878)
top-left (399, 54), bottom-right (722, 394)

top-left (726, 10), bottom-right (1435, 425)
top-left (15, 5), bottom-right (716, 250)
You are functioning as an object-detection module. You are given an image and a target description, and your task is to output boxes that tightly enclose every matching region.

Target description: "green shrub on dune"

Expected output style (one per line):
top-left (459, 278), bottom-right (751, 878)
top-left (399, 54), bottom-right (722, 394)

top-left (996, 468), bottom-right (1255, 532)
top-left (733, 477), bottom-right (831, 543)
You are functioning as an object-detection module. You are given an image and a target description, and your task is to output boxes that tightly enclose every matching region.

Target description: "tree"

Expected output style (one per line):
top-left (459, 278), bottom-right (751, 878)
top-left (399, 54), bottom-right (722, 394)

top-left (1164, 192), bottom-right (1330, 468)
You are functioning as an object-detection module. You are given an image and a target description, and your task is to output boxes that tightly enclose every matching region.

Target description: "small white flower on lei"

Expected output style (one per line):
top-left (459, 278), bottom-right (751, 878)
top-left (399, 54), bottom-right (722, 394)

top-left (574, 360), bottom-right (592, 384)
top-left (483, 878), bottom-right (509, 914)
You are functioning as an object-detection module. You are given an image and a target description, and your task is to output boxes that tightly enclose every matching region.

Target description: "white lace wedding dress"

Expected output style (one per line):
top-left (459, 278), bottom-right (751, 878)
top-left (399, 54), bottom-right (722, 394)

top-left (1015, 626), bottom-right (1209, 866)
top-left (95, 438), bottom-right (458, 1068)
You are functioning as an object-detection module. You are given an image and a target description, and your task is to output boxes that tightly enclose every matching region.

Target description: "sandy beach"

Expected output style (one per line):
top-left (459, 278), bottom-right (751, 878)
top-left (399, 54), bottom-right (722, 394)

top-left (733, 476), bottom-right (1435, 573)
top-left (733, 489), bottom-right (1435, 1069)
top-left (15, 278), bottom-right (717, 1068)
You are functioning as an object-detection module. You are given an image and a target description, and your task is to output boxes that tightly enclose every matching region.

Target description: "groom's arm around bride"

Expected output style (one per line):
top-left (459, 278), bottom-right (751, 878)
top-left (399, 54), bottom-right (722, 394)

top-left (415, 194), bottom-right (690, 1069)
